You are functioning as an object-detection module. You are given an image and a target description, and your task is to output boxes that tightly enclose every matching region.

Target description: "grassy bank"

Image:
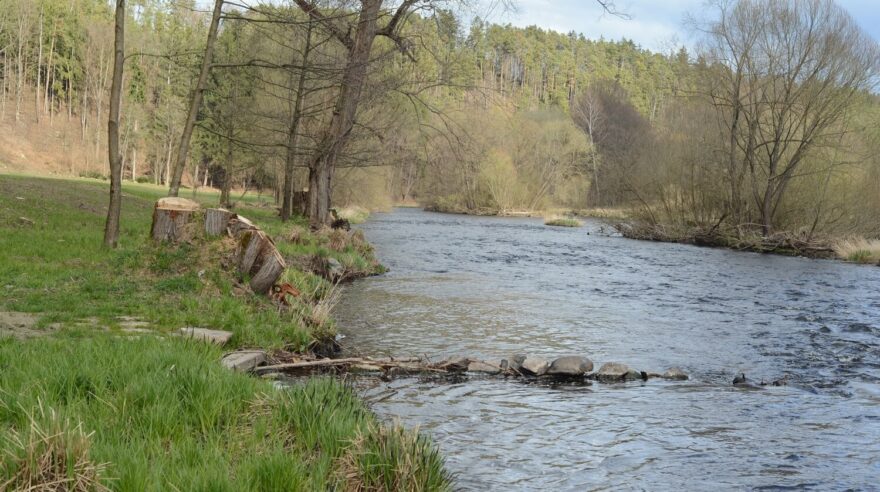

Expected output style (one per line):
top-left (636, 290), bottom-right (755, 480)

top-left (0, 174), bottom-right (449, 490)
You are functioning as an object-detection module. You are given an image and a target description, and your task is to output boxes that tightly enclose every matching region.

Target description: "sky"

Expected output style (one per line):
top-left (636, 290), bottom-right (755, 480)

top-left (479, 0), bottom-right (880, 52)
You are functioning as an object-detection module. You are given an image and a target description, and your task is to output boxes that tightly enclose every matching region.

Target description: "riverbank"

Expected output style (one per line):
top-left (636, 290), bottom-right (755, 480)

top-left (613, 219), bottom-right (880, 264)
top-left (0, 174), bottom-right (450, 490)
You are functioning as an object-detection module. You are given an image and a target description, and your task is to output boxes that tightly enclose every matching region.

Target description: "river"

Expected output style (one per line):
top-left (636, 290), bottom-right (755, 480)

top-left (333, 208), bottom-right (880, 490)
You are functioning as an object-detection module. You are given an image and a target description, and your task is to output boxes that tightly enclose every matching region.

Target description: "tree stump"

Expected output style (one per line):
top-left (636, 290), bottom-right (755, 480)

top-left (228, 215), bottom-right (257, 237)
top-left (236, 229), bottom-right (287, 294)
top-left (205, 208), bottom-right (235, 236)
top-left (150, 197), bottom-right (201, 242)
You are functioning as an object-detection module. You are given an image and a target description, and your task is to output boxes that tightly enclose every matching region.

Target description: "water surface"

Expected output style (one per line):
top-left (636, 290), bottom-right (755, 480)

top-left (334, 208), bottom-right (880, 490)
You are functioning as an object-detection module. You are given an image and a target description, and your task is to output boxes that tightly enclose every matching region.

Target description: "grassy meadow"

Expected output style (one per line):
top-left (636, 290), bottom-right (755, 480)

top-left (0, 174), bottom-right (449, 491)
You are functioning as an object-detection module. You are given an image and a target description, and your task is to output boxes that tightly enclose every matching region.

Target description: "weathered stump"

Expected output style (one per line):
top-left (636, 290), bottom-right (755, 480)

top-left (236, 229), bottom-right (286, 294)
top-left (228, 215), bottom-right (257, 237)
top-left (150, 197), bottom-right (201, 242)
top-left (205, 208), bottom-right (235, 236)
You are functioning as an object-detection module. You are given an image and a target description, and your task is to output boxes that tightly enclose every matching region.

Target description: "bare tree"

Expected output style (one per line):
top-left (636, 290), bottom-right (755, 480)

top-left (168, 0), bottom-right (224, 197)
top-left (103, 0), bottom-right (125, 248)
top-left (701, 0), bottom-right (880, 235)
top-left (281, 19), bottom-right (314, 222)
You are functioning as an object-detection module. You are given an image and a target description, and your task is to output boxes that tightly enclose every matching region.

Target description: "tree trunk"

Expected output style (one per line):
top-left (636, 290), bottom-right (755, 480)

top-left (221, 127), bottom-right (233, 207)
top-left (131, 119), bottom-right (138, 179)
top-left (103, 1), bottom-right (125, 249)
top-left (304, 0), bottom-right (382, 228)
top-left (15, 16), bottom-right (26, 122)
top-left (168, 0), bottom-right (224, 197)
top-left (281, 21), bottom-right (313, 222)
top-left (35, 7), bottom-right (42, 122)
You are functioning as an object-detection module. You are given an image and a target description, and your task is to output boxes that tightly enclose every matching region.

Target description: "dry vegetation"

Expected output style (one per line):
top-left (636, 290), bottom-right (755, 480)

top-left (833, 238), bottom-right (880, 264)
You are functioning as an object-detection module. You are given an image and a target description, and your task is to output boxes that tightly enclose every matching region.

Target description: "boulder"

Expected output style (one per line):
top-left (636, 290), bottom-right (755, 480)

top-left (547, 356), bottom-right (594, 377)
top-left (595, 362), bottom-right (642, 382)
top-left (467, 360), bottom-right (502, 374)
top-left (503, 354), bottom-right (527, 371)
top-left (663, 367), bottom-right (689, 380)
top-left (520, 356), bottom-right (550, 376)
top-left (221, 350), bottom-right (267, 372)
top-left (327, 257), bottom-right (344, 280)
top-left (437, 357), bottom-right (469, 372)
top-left (178, 327), bottom-right (233, 345)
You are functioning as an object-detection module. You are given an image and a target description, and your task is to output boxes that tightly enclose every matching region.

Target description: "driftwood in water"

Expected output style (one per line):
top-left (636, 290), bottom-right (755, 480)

top-left (151, 197), bottom-right (201, 242)
top-left (253, 356), bottom-right (432, 375)
top-left (205, 208), bottom-right (235, 236)
top-left (236, 229), bottom-right (287, 294)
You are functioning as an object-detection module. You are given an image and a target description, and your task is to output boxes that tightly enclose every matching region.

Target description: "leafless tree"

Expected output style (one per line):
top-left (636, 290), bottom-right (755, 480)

top-left (168, 0), bottom-right (224, 197)
top-left (103, 0), bottom-right (125, 248)
top-left (700, 0), bottom-right (880, 235)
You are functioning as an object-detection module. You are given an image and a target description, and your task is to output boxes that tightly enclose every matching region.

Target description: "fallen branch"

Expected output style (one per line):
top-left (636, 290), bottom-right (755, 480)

top-left (253, 356), bottom-right (427, 375)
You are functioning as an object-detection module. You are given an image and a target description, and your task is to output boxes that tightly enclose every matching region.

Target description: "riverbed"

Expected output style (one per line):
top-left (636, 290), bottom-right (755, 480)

top-left (333, 208), bottom-right (880, 490)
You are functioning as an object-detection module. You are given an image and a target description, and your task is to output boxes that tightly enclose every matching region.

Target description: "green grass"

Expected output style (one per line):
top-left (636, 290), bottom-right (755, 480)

top-left (0, 175), bottom-right (384, 349)
top-left (543, 215), bottom-right (583, 228)
top-left (0, 174), bottom-right (449, 490)
top-left (0, 336), bottom-right (449, 490)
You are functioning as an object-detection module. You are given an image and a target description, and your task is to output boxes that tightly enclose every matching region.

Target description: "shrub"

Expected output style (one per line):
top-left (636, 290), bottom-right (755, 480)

top-left (336, 206), bottom-right (370, 225)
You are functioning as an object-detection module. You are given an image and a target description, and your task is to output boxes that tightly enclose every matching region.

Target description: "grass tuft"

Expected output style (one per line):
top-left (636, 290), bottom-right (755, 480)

top-left (544, 214), bottom-right (583, 228)
top-left (337, 424), bottom-right (451, 492)
top-left (337, 206), bottom-right (370, 225)
top-left (833, 237), bottom-right (880, 264)
top-left (1, 400), bottom-right (110, 492)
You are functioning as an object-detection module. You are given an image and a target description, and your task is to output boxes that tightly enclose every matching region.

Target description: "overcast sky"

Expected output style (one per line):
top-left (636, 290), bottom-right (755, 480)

top-left (479, 0), bottom-right (880, 52)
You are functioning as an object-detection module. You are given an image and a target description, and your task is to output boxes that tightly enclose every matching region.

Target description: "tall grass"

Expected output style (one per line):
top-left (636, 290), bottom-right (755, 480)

top-left (833, 237), bottom-right (880, 264)
top-left (0, 337), bottom-right (450, 490)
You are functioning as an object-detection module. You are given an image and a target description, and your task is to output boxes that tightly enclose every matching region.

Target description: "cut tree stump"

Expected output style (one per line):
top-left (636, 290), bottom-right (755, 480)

top-left (236, 229), bottom-right (286, 294)
top-left (205, 208), bottom-right (235, 236)
top-left (150, 197), bottom-right (201, 242)
top-left (228, 215), bottom-right (257, 237)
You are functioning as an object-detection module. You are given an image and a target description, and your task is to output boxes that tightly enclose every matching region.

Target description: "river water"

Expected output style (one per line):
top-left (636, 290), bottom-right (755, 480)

top-left (333, 208), bottom-right (880, 490)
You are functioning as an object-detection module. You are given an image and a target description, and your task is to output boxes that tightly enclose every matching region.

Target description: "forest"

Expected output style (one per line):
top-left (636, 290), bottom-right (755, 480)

top-left (1, 0), bottom-right (878, 246)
